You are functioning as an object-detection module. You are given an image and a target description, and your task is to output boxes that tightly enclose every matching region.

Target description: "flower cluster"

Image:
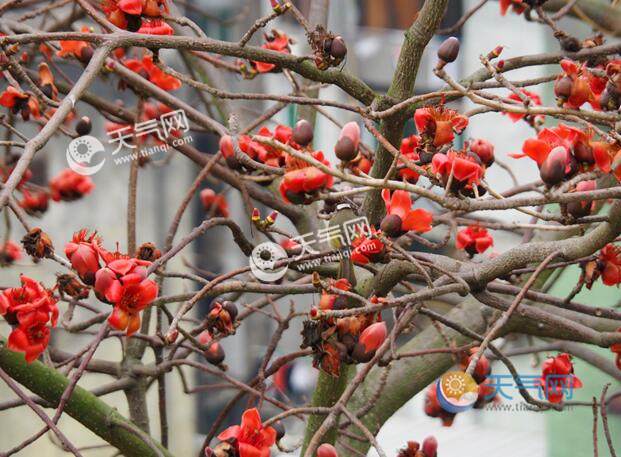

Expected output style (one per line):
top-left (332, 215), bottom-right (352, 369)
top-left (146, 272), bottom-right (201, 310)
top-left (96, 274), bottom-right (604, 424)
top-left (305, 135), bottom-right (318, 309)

top-left (0, 275), bottom-right (58, 362)
top-left (101, 0), bottom-right (173, 35)
top-left (513, 123), bottom-right (621, 186)
top-left (380, 189), bottom-right (433, 238)
top-left (538, 353), bottom-right (582, 403)
top-left (246, 29), bottom-right (293, 75)
top-left (210, 408), bottom-right (276, 457)
top-left (303, 280), bottom-right (387, 376)
top-left (397, 436), bottom-right (438, 457)
top-left (64, 229), bottom-right (159, 335)
top-left (456, 225), bottom-right (494, 256)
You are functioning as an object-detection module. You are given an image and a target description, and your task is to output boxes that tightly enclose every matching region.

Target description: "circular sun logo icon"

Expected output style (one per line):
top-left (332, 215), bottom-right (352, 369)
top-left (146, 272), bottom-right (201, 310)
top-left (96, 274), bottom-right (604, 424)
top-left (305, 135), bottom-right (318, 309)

top-left (436, 371), bottom-right (479, 414)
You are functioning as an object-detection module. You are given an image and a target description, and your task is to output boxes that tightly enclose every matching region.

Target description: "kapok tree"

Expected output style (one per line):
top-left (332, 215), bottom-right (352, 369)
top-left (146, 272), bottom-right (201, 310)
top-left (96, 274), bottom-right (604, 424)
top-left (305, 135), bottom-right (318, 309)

top-left (0, 0), bottom-right (621, 456)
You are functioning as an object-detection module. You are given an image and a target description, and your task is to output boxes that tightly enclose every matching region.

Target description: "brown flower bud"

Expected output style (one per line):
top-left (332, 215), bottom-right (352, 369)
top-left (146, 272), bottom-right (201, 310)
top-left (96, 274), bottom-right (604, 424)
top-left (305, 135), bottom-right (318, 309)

top-left (204, 341), bottom-right (225, 365)
top-left (559, 35), bottom-right (581, 53)
top-left (573, 142), bottom-right (594, 164)
top-left (330, 36), bottom-right (347, 59)
top-left (75, 116), bottom-right (92, 136)
top-left (380, 214), bottom-right (403, 238)
top-left (422, 436), bottom-right (438, 457)
top-left (540, 146), bottom-right (569, 186)
top-left (335, 137), bottom-right (357, 162)
top-left (221, 301), bottom-right (238, 322)
top-left (21, 227), bottom-right (54, 259)
top-left (437, 37), bottom-right (460, 64)
top-left (79, 46), bottom-right (94, 64)
top-left (351, 341), bottom-right (374, 363)
top-left (292, 119), bottom-right (314, 146)
top-left (56, 273), bottom-right (90, 299)
top-left (135, 242), bottom-right (162, 262)
top-left (554, 76), bottom-right (573, 99)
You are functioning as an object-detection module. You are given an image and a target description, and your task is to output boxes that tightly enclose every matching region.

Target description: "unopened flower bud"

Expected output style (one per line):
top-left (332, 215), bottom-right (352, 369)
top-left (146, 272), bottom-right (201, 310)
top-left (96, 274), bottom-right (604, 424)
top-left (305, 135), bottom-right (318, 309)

top-left (330, 36), bottom-right (347, 59)
top-left (540, 146), bottom-right (569, 186)
top-left (252, 208), bottom-right (261, 222)
top-left (380, 214), bottom-right (403, 238)
top-left (554, 76), bottom-right (573, 100)
top-left (335, 137), bottom-right (357, 162)
top-left (292, 119), bottom-right (314, 146)
top-left (75, 116), bottom-right (92, 136)
top-left (317, 443), bottom-right (339, 457)
top-left (437, 37), bottom-right (460, 65)
top-left (422, 436), bottom-right (438, 457)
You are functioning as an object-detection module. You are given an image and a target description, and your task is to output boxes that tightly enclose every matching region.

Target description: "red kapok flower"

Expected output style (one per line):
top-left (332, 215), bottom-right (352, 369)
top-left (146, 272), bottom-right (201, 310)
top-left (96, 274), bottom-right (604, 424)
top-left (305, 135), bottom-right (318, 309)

top-left (0, 86), bottom-right (39, 120)
top-left (124, 55), bottom-right (181, 91)
top-left (504, 89), bottom-right (542, 122)
top-left (468, 138), bottom-right (495, 167)
top-left (414, 106), bottom-right (468, 147)
top-left (539, 353), bottom-right (582, 403)
top-left (554, 60), bottom-right (599, 110)
top-left (398, 135), bottom-right (421, 182)
top-left (0, 275), bottom-right (58, 328)
top-left (431, 150), bottom-right (484, 185)
top-left (0, 240), bottom-right (22, 265)
top-left (611, 328), bottom-right (621, 370)
top-left (599, 244), bottom-right (621, 286)
top-left (137, 18), bottom-right (174, 35)
top-left (64, 229), bottom-right (102, 285)
top-left (513, 123), bottom-right (585, 166)
top-left (456, 225), bottom-right (493, 255)
top-left (18, 189), bottom-right (49, 216)
top-left (49, 169), bottom-right (95, 202)
top-left (358, 321), bottom-right (387, 354)
top-left (380, 189), bottom-right (432, 237)
top-left (218, 408), bottom-right (277, 457)
top-left (7, 319), bottom-right (50, 363)
top-left (279, 151), bottom-right (333, 204)
top-left (350, 227), bottom-right (385, 265)
top-left (57, 26), bottom-right (93, 62)
top-left (200, 189), bottom-right (229, 217)
top-left (251, 30), bottom-right (292, 73)
top-left (95, 257), bottom-right (158, 335)
top-left (318, 278), bottom-right (351, 311)
top-left (499, 0), bottom-right (526, 15)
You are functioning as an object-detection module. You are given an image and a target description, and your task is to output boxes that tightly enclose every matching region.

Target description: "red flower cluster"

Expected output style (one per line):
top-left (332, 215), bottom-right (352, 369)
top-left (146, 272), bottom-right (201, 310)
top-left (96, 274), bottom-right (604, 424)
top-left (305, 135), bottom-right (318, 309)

top-left (57, 26), bottom-right (94, 63)
top-left (350, 227), bottom-right (386, 265)
top-left (456, 225), bottom-right (494, 256)
top-left (398, 135), bottom-right (421, 182)
top-left (64, 230), bottom-right (158, 335)
top-left (538, 353), bottom-right (582, 403)
top-left (504, 89), bottom-right (542, 123)
top-left (248, 30), bottom-right (292, 74)
top-left (0, 86), bottom-right (41, 121)
top-left (598, 244), bottom-right (621, 286)
top-left (0, 275), bottom-right (58, 362)
top-left (95, 254), bottom-right (158, 335)
top-left (217, 408), bottom-right (276, 457)
top-left (50, 168), bottom-right (95, 202)
top-left (220, 125), bottom-right (292, 170)
top-left (279, 150), bottom-right (333, 204)
top-left (432, 150), bottom-right (485, 188)
top-left (200, 189), bottom-right (229, 217)
top-left (397, 436), bottom-right (438, 457)
top-left (415, 106), bottom-right (468, 148)
top-left (0, 240), bottom-right (22, 265)
top-left (102, 0), bottom-right (173, 35)
top-left (124, 55), bottom-right (181, 91)
top-left (554, 60), bottom-right (604, 110)
top-left (514, 123), bottom-right (621, 185)
top-left (380, 189), bottom-right (433, 238)
top-left (499, 0), bottom-right (526, 15)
